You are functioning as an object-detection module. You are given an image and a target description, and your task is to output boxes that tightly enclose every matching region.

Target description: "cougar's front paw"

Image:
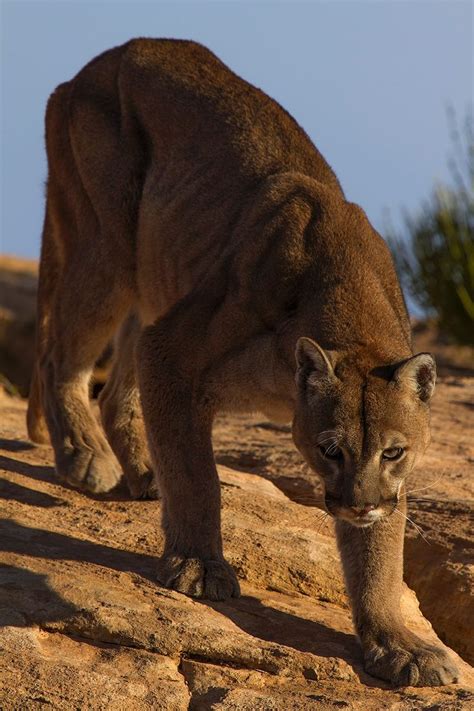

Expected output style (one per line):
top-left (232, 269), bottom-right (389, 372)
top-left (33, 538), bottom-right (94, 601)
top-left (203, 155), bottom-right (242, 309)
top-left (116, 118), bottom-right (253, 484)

top-left (364, 634), bottom-right (459, 687)
top-left (156, 555), bottom-right (240, 601)
top-left (57, 447), bottom-right (122, 494)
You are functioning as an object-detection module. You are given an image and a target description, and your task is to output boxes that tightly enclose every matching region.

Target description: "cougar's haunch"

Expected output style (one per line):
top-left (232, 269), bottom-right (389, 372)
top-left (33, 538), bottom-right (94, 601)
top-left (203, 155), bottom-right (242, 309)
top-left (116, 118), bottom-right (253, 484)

top-left (27, 39), bottom-right (457, 686)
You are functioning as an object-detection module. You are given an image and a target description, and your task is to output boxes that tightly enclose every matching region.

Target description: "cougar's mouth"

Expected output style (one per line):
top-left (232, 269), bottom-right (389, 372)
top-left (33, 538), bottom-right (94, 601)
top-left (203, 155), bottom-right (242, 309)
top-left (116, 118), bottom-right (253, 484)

top-left (324, 494), bottom-right (398, 527)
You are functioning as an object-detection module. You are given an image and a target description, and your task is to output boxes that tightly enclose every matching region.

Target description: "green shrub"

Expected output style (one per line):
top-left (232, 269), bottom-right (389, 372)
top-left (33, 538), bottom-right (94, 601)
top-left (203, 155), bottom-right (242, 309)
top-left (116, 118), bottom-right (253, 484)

top-left (389, 109), bottom-right (474, 345)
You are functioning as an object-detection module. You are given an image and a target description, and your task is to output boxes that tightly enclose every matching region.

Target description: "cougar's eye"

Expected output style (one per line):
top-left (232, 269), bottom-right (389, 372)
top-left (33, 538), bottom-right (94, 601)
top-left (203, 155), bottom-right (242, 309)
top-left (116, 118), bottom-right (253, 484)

top-left (382, 447), bottom-right (404, 461)
top-left (318, 445), bottom-right (343, 461)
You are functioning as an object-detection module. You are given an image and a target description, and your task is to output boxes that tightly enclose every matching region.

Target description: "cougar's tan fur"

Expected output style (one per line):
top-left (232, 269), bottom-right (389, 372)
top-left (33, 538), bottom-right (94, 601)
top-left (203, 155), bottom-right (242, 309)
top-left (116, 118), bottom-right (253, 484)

top-left (27, 39), bottom-right (457, 687)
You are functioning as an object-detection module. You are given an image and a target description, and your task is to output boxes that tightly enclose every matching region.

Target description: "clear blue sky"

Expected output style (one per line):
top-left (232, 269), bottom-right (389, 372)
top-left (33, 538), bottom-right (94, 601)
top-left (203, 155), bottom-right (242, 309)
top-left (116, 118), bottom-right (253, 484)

top-left (1, 0), bottom-right (472, 259)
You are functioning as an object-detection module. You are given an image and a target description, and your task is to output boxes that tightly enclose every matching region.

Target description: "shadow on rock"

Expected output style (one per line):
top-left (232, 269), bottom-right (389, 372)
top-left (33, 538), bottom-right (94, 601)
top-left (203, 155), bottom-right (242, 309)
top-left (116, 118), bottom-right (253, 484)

top-left (0, 439), bottom-right (36, 452)
top-left (202, 595), bottom-right (386, 688)
top-left (210, 594), bottom-right (358, 658)
top-left (0, 519), bottom-right (157, 581)
top-left (0, 478), bottom-right (66, 508)
top-left (0, 564), bottom-right (78, 628)
top-left (0, 453), bottom-right (56, 485)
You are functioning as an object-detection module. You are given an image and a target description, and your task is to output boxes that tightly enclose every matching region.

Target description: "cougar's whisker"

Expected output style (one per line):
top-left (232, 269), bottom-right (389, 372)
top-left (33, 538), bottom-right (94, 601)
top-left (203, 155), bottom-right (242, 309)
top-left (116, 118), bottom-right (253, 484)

top-left (394, 507), bottom-right (431, 545)
top-left (404, 478), bottom-right (442, 497)
top-left (315, 511), bottom-right (330, 535)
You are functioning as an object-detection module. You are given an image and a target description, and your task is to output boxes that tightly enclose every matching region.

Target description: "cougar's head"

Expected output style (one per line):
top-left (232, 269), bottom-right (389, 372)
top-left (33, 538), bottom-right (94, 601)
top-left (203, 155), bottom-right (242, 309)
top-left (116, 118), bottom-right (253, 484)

top-left (292, 337), bottom-right (436, 527)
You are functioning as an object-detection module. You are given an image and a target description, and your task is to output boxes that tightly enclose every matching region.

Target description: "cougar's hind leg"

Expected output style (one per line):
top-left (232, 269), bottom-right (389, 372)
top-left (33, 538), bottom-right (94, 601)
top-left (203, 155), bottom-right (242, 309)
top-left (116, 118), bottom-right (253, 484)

top-left (34, 76), bottom-right (139, 494)
top-left (27, 364), bottom-right (49, 444)
top-left (99, 313), bottom-right (158, 499)
top-left (42, 244), bottom-right (132, 494)
top-left (26, 210), bottom-right (58, 444)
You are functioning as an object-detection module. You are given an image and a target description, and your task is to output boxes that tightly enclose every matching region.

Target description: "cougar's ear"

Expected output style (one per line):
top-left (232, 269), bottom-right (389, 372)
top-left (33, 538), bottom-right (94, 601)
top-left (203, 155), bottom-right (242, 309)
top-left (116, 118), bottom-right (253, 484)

top-left (393, 353), bottom-right (436, 403)
top-left (295, 337), bottom-right (335, 387)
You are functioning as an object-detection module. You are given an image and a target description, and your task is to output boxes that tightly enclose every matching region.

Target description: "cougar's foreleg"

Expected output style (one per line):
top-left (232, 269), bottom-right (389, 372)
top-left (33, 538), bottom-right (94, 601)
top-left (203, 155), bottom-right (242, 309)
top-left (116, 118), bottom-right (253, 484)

top-left (336, 497), bottom-right (458, 687)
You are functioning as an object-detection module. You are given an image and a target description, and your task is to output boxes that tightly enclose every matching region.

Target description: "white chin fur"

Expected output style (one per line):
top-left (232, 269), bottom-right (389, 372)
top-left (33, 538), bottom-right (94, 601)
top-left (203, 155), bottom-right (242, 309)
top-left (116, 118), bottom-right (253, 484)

top-left (337, 509), bottom-right (385, 527)
top-left (348, 518), bottom-right (377, 528)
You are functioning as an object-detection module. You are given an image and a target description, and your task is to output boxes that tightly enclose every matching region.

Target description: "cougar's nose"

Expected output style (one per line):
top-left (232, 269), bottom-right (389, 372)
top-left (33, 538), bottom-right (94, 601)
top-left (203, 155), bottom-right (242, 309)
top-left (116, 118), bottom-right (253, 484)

top-left (350, 504), bottom-right (376, 516)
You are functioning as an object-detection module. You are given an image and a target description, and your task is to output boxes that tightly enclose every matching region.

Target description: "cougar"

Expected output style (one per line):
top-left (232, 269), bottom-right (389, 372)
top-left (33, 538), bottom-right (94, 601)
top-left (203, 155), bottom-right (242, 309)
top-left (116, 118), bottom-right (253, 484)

top-left (27, 39), bottom-right (458, 687)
